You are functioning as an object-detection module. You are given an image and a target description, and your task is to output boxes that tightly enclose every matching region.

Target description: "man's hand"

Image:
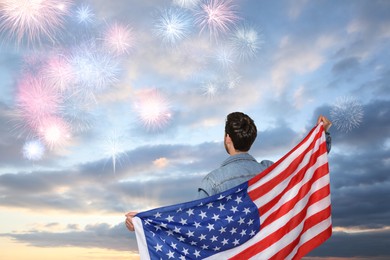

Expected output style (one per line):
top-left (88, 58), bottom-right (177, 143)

top-left (317, 115), bottom-right (332, 132)
top-left (125, 212), bottom-right (137, 232)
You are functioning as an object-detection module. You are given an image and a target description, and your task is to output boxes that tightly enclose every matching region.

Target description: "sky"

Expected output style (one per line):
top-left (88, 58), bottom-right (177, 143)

top-left (0, 0), bottom-right (389, 259)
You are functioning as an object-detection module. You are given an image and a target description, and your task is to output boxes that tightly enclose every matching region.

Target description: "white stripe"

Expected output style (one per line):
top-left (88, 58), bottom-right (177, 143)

top-left (248, 125), bottom-right (322, 192)
top-left (258, 153), bottom-right (328, 225)
top-left (133, 216), bottom-right (151, 260)
top-left (286, 216), bottom-right (332, 260)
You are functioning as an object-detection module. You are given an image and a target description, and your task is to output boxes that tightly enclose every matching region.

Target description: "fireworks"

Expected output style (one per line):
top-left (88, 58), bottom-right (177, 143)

top-left (22, 139), bottom-right (45, 161)
top-left (38, 116), bottom-right (71, 150)
top-left (103, 22), bottom-right (135, 56)
top-left (16, 74), bottom-right (62, 130)
top-left (172, 0), bottom-right (201, 9)
top-left (230, 24), bottom-right (263, 60)
top-left (153, 7), bottom-right (193, 46)
top-left (0, 0), bottom-right (73, 45)
top-left (134, 89), bottom-right (172, 131)
top-left (70, 42), bottom-right (120, 97)
top-left (194, 0), bottom-right (240, 39)
top-left (75, 4), bottom-right (94, 25)
top-left (330, 96), bottom-right (364, 133)
top-left (42, 53), bottom-right (74, 92)
top-left (103, 130), bottom-right (126, 173)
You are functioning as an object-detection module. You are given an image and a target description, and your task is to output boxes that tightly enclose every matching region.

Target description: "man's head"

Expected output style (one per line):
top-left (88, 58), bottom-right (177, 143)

top-left (224, 112), bottom-right (257, 154)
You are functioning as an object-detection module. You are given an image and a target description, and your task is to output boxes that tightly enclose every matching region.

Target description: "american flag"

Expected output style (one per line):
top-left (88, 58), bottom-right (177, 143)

top-left (133, 123), bottom-right (332, 259)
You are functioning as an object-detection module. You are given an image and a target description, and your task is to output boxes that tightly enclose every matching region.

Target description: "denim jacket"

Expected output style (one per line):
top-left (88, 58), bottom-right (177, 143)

top-left (198, 132), bottom-right (332, 198)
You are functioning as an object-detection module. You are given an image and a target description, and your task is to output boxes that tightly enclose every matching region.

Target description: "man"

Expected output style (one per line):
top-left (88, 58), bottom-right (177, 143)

top-left (198, 112), bottom-right (332, 198)
top-left (125, 112), bottom-right (332, 231)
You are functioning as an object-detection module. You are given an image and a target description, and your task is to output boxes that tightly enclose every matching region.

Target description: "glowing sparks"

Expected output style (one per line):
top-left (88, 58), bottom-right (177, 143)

top-left (42, 53), bottom-right (74, 92)
top-left (153, 7), bottom-right (193, 46)
top-left (230, 24), bottom-right (263, 60)
top-left (0, 0), bottom-right (73, 45)
top-left (134, 89), bottom-right (172, 131)
top-left (70, 42), bottom-right (120, 97)
top-left (330, 96), bottom-right (364, 133)
top-left (16, 74), bottom-right (62, 130)
top-left (202, 80), bottom-right (219, 98)
top-left (38, 116), bottom-right (71, 150)
top-left (103, 130), bottom-right (126, 173)
top-left (195, 0), bottom-right (240, 39)
top-left (172, 0), bottom-right (201, 9)
top-left (75, 4), bottom-right (94, 25)
top-left (22, 139), bottom-right (45, 161)
top-left (103, 22), bottom-right (135, 56)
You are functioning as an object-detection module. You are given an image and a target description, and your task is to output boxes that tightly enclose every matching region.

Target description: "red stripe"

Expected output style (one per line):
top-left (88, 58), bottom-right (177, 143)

top-left (261, 163), bottom-right (329, 229)
top-left (292, 225), bottom-right (332, 260)
top-left (269, 206), bottom-right (331, 260)
top-left (230, 184), bottom-right (330, 259)
top-left (248, 129), bottom-right (324, 202)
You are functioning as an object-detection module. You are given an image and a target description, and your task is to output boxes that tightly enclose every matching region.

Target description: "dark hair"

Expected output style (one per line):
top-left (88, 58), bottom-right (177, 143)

top-left (225, 112), bottom-right (257, 152)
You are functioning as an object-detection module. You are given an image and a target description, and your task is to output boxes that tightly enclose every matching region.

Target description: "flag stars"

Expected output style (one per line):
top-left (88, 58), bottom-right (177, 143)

top-left (225, 215), bottom-right (234, 223)
top-left (233, 238), bottom-right (240, 246)
top-left (219, 226), bottom-right (227, 233)
top-left (166, 250), bottom-right (175, 258)
top-left (182, 247), bottom-right (189, 255)
top-left (170, 242), bottom-right (177, 249)
top-left (154, 243), bottom-right (163, 252)
top-left (212, 213), bottom-right (220, 221)
top-left (174, 226), bottom-right (181, 233)
top-left (199, 234), bottom-right (207, 240)
top-left (179, 218), bottom-right (188, 225)
top-left (221, 238), bottom-right (229, 245)
top-left (207, 202), bottom-right (213, 209)
top-left (217, 203), bottom-right (225, 211)
top-left (186, 230), bottom-right (195, 237)
top-left (201, 244), bottom-right (209, 250)
top-left (193, 221), bottom-right (201, 228)
top-left (194, 250), bottom-right (201, 258)
top-left (206, 223), bottom-right (215, 231)
top-left (199, 211), bottom-right (207, 219)
top-left (235, 196), bottom-right (243, 204)
top-left (230, 227), bottom-right (237, 234)
top-left (240, 229), bottom-right (247, 236)
top-left (238, 217), bottom-right (245, 225)
top-left (154, 212), bottom-right (162, 218)
top-left (186, 208), bottom-right (194, 216)
top-left (213, 246), bottom-right (221, 251)
top-left (210, 235), bottom-right (218, 242)
top-left (243, 207), bottom-right (251, 214)
top-left (247, 219), bottom-right (254, 225)
top-left (166, 215), bottom-right (174, 222)
top-left (230, 206), bottom-right (238, 213)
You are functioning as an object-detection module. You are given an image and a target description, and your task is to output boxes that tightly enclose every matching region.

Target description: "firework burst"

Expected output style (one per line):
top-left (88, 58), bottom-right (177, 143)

top-left (70, 42), bottom-right (120, 99)
top-left (37, 116), bottom-right (71, 150)
top-left (103, 22), bottom-right (135, 56)
top-left (42, 53), bottom-right (74, 92)
top-left (22, 139), bottom-right (45, 161)
top-left (172, 0), bottom-right (201, 9)
top-left (75, 4), bottom-right (94, 25)
top-left (330, 96), bottom-right (364, 133)
top-left (194, 0), bottom-right (240, 39)
top-left (103, 130), bottom-right (127, 173)
top-left (230, 24), bottom-right (263, 60)
top-left (134, 89), bottom-right (172, 131)
top-left (153, 7), bottom-right (193, 46)
top-left (0, 0), bottom-right (73, 45)
top-left (16, 74), bottom-right (62, 131)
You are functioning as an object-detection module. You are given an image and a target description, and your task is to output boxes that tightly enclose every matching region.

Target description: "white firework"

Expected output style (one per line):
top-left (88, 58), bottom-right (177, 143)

top-left (22, 139), bottom-right (45, 161)
top-left (230, 24), bottom-right (263, 61)
top-left (330, 96), bottom-right (364, 133)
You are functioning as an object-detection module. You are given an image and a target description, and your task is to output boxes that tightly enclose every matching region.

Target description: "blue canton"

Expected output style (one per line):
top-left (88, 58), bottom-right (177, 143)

top-left (136, 182), bottom-right (261, 260)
